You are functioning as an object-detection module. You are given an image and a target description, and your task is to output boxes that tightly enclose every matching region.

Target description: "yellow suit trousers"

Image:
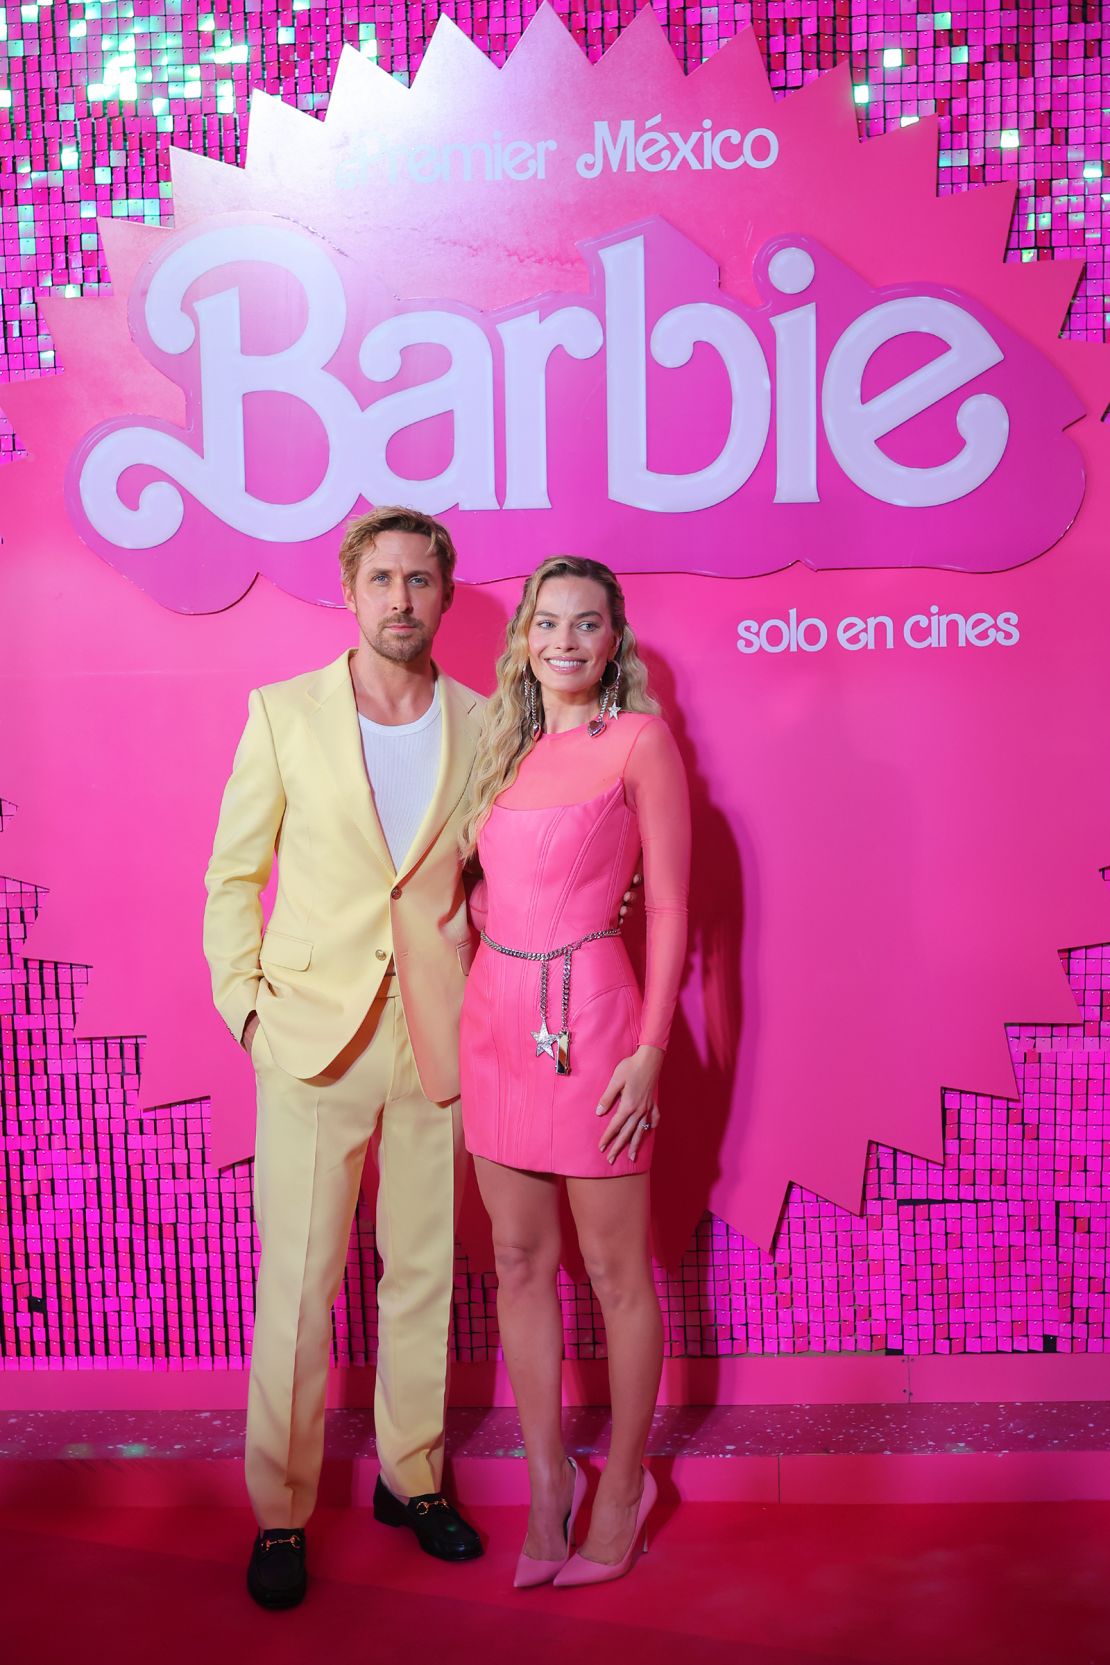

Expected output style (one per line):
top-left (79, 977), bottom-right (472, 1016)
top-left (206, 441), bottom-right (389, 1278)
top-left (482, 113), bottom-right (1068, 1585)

top-left (245, 982), bottom-right (464, 1528)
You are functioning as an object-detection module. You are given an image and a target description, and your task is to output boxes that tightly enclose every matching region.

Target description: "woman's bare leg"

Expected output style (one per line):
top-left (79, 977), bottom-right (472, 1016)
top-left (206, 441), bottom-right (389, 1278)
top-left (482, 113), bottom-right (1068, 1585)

top-left (566, 1171), bottom-right (661, 1563)
top-left (474, 1156), bottom-right (576, 1560)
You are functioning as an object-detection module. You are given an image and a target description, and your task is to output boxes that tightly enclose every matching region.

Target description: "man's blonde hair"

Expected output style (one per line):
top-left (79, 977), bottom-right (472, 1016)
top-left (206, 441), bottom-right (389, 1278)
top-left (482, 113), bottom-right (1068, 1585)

top-left (338, 506), bottom-right (458, 591)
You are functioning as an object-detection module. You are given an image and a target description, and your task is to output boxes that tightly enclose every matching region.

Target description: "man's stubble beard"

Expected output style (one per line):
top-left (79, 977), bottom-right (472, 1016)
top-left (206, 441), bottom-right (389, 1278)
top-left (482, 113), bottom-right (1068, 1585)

top-left (366, 621), bottom-right (429, 664)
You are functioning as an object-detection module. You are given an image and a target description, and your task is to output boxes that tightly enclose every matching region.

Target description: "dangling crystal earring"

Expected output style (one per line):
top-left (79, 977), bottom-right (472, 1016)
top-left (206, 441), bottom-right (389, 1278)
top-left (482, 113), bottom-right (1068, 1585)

top-left (588, 659), bottom-right (622, 737)
top-left (525, 668), bottom-right (542, 739)
top-left (605, 658), bottom-right (622, 721)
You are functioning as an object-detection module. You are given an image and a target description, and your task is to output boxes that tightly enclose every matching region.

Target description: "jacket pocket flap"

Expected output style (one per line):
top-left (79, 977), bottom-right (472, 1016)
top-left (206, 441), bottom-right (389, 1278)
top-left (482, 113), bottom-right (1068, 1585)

top-left (261, 931), bottom-right (312, 971)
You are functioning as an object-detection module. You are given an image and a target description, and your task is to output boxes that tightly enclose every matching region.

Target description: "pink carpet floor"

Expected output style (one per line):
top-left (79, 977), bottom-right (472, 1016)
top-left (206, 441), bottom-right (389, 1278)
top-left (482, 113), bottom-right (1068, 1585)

top-left (4, 1497), bottom-right (1108, 1665)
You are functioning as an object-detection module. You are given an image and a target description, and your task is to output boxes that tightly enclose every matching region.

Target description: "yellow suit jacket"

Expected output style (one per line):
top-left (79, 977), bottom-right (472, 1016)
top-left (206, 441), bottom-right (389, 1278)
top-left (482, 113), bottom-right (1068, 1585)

top-left (203, 652), bottom-right (484, 1097)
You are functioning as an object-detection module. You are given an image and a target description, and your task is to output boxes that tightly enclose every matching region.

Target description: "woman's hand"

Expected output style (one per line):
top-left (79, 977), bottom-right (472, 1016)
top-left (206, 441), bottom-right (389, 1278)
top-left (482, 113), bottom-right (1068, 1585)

top-left (616, 869), bottom-right (642, 925)
top-left (596, 1044), bottom-right (664, 1165)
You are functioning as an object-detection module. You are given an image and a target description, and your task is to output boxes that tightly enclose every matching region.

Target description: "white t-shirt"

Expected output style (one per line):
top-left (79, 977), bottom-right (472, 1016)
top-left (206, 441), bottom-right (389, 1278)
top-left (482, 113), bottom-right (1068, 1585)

top-left (357, 680), bottom-right (443, 872)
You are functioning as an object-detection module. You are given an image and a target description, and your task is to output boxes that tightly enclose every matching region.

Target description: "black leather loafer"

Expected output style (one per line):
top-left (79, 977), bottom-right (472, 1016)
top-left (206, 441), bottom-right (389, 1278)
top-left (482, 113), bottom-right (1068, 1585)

top-left (247, 1527), bottom-right (308, 1609)
top-left (373, 1475), bottom-right (483, 1562)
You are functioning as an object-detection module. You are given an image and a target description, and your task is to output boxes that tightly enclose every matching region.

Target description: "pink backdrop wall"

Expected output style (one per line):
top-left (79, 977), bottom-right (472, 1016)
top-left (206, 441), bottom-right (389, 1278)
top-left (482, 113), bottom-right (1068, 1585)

top-left (1, 2), bottom-right (1108, 1394)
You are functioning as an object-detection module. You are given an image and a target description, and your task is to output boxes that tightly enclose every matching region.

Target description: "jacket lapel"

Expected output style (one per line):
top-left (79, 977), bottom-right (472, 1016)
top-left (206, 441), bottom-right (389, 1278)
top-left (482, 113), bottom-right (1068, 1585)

top-left (396, 674), bottom-right (480, 882)
top-left (306, 652), bottom-right (395, 877)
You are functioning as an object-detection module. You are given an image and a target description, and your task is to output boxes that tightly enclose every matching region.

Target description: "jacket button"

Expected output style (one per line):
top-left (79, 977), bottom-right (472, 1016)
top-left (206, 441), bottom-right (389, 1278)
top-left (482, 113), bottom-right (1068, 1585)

top-left (375, 948), bottom-right (387, 961)
top-left (390, 886), bottom-right (402, 900)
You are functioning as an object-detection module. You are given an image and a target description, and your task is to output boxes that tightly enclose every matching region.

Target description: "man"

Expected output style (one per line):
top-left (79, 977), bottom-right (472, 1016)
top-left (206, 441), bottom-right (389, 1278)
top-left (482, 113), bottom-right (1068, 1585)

top-left (203, 506), bottom-right (485, 1609)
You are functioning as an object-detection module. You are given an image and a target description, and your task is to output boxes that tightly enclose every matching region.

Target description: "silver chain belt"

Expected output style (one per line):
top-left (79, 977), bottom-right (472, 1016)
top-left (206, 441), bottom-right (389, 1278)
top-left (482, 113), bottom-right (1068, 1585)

top-left (479, 926), bottom-right (621, 1074)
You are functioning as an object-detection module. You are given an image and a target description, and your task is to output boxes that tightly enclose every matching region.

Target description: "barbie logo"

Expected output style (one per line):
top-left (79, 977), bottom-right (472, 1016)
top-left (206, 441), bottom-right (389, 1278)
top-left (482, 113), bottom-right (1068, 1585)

top-left (67, 213), bottom-right (1085, 611)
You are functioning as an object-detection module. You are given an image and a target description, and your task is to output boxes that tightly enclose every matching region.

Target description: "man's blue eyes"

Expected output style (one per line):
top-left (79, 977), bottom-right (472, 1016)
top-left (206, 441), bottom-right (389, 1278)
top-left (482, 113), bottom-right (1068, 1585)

top-left (369, 574), bottom-right (429, 584)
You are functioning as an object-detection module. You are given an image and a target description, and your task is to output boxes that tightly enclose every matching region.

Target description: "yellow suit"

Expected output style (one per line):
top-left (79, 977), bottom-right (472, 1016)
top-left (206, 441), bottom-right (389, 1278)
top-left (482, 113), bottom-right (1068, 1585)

top-left (203, 651), bottom-right (483, 1527)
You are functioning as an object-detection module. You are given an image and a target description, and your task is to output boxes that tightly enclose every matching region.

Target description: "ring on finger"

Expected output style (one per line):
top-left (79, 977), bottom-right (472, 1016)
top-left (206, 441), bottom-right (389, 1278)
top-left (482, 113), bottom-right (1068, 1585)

top-left (638, 1117), bottom-right (651, 1131)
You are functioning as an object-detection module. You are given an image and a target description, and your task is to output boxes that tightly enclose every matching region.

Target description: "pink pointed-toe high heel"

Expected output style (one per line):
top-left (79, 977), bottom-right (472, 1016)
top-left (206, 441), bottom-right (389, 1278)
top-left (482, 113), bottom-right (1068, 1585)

top-left (513, 1457), bottom-right (588, 1590)
top-left (553, 1466), bottom-right (658, 1589)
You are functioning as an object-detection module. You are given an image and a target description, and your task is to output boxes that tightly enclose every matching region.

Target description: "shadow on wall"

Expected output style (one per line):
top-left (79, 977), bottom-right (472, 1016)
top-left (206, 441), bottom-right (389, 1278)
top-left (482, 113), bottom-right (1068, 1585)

top-left (639, 646), bottom-right (747, 1272)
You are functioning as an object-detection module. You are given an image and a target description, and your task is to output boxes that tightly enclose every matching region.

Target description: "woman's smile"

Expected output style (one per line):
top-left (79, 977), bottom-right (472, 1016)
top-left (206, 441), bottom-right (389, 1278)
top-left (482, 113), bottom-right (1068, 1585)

top-left (527, 575), bottom-right (619, 718)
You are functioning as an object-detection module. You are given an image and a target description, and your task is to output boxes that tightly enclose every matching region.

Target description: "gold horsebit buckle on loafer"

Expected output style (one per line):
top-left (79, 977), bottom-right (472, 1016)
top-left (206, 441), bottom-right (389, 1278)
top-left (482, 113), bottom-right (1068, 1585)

top-left (261, 1531), bottom-right (303, 1551)
top-left (413, 1497), bottom-right (451, 1517)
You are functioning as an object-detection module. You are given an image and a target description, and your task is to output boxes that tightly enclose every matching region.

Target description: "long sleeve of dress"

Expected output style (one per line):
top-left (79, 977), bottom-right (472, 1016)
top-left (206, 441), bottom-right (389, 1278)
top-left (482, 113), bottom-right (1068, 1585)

top-left (624, 718), bottom-right (691, 1050)
top-left (466, 873), bottom-right (489, 934)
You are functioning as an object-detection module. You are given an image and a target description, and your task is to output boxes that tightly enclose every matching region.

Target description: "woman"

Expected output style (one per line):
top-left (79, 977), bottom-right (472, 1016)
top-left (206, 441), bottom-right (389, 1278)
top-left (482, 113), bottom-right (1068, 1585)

top-left (459, 556), bottom-right (690, 1588)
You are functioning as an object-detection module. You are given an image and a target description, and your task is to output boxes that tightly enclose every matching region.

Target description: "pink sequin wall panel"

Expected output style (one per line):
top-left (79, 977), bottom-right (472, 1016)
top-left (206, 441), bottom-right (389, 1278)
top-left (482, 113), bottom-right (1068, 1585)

top-left (1, 2), bottom-right (1108, 1368)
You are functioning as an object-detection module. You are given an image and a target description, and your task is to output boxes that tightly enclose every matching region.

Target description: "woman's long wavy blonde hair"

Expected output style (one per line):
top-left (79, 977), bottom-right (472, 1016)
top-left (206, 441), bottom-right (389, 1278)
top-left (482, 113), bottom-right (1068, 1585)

top-left (459, 556), bottom-right (658, 858)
